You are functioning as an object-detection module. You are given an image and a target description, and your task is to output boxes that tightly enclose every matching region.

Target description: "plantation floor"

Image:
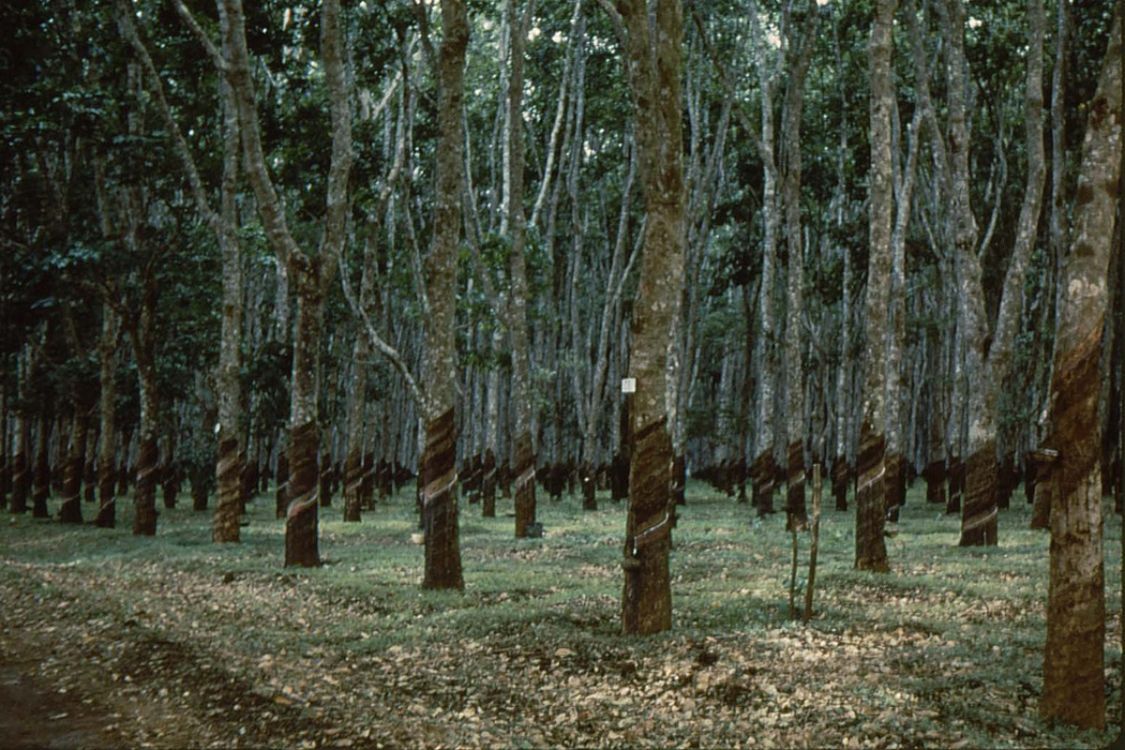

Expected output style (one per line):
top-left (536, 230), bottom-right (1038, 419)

top-left (0, 481), bottom-right (1121, 749)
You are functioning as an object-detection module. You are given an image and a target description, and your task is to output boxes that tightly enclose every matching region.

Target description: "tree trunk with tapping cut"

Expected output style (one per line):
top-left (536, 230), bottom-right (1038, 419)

top-left (132, 332), bottom-right (161, 537)
top-left (616, 0), bottom-right (685, 636)
top-left (59, 410), bottom-right (88, 524)
top-left (781, 1), bottom-right (817, 534)
top-left (212, 21), bottom-right (244, 542)
top-left (750, 6), bottom-right (779, 525)
top-left (955, 0), bottom-right (1046, 547)
top-left (420, 0), bottom-right (467, 589)
top-left (220, 0), bottom-right (351, 565)
top-left (854, 0), bottom-right (896, 572)
top-left (507, 0), bottom-right (538, 535)
top-left (284, 288), bottom-right (325, 567)
top-left (1040, 2), bottom-right (1121, 728)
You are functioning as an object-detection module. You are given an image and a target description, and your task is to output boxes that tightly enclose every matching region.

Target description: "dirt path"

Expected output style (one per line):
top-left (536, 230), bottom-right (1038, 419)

top-left (0, 659), bottom-right (124, 750)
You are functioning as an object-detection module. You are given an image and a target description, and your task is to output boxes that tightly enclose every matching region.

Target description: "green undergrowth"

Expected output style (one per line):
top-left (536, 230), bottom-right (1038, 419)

top-left (1, 480), bottom-right (1121, 748)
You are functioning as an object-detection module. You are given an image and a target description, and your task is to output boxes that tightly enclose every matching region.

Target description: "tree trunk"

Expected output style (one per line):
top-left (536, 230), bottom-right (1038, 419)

top-left (59, 410), bottom-right (87, 524)
top-left (221, 0), bottom-right (351, 564)
top-left (31, 417), bottom-right (51, 519)
top-left (162, 433), bottom-right (178, 510)
top-left (421, 0), bottom-right (468, 590)
top-left (617, 0), bottom-right (684, 636)
top-left (508, 0), bottom-right (538, 536)
top-left (855, 0), bottom-right (896, 572)
top-left (781, 3), bottom-right (817, 534)
top-left (960, 0), bottom-right (1047, 546)
top-left (1040, 2), bottom-right (1121, 729)
top-left (751, 9), bottom-right (780, 524)
top-left (83, 430), bottom-right (97, 504)
top-left (932, 0), bottom-right (994, 547)
top-left (133, 360), bottom-right (160, 536)
top-left (10, 414), bottom-right (28, 515)
top-left (285, 287), bottom-right (324, 567)
top-left (212, 17), bottom-right (244, 542)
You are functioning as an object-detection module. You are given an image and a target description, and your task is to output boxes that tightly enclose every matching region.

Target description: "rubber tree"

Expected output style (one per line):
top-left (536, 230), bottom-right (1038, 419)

top-left (120, 0), bottom-right (245, 543)
top-left (419, 0), bottom-right (468, 589)
top-left (601, 0), bottom-right (685, 636)
top-left (1040, 0), bottom-right (1121, 729)
top-left (855, 0), bottom-right (896, 572)
top-left (219, 0), bottom-right (352, 566)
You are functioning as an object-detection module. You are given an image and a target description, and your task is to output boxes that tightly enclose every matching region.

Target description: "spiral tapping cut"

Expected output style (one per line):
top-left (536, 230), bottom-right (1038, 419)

top-left (854, 429), bottom-right (888, 572)
top-left (422, 409), bottom-right (462, 589)
top-left (752, 451), bottom-right (776, 514)
top-left (214, 437), bottom-right (241, 542)
top-left (1041, 325), bottom-right (1106, 727)
top-left (960, 440), bottom-right (998, 546)
top-left (622, 417), bottom-right (674, 635)
top-left (513, 432), bottom-right (535, 538)
top-left (133, 438), bottom-right (159, 536)
top-left (285, 422), bottom-right (320, 567)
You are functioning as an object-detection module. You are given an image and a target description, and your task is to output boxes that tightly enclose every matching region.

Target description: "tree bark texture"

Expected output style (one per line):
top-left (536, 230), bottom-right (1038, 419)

top-left (1040, 1), bottom-right (1121, 729)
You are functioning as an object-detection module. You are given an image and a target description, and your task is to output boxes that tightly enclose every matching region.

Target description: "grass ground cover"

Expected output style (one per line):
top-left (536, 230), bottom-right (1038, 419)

top-left (0, 480), bottom-right (1120, 748)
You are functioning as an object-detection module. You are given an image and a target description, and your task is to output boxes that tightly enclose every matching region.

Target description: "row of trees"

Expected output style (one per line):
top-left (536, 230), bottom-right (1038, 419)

top-left (1, 0), bottom-right (1122, 729)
